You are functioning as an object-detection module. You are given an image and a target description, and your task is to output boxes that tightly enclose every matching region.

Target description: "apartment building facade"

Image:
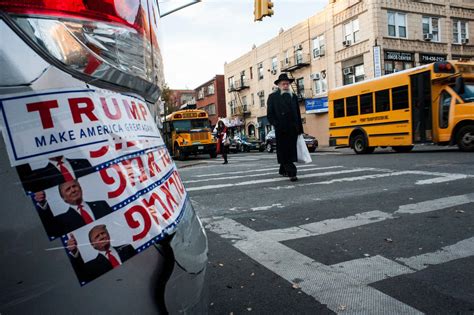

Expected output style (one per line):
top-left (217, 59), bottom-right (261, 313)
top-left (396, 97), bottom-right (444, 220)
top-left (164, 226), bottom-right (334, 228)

top-left (195, 75), bottom-right (227, 127)
top-left (224, 0), bottom-right (474, 146)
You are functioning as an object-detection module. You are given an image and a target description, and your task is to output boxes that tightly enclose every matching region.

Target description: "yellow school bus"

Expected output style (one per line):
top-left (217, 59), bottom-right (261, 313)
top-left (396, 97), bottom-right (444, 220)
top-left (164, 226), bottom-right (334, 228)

top-left (162, 109), bottom-right (217, 160)
top-left (328, 60), bottom-right (474, 154)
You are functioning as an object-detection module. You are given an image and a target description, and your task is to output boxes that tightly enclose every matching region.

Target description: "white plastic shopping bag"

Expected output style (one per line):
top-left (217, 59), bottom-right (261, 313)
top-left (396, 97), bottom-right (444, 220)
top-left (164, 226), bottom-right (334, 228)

top-left (297, 134), bottom-right (312, 163)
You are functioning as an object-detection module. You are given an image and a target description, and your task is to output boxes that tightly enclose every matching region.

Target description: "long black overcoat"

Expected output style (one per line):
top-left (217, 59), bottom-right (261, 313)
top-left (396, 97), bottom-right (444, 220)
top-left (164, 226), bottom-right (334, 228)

top-left (266, 90), bottom-right (304, 164)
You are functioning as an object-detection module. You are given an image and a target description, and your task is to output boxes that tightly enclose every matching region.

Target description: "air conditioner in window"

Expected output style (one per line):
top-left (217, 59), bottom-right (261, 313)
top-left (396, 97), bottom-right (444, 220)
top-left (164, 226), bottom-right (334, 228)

top-left (319, 47), bottom-right (326, 56)
top-left (270, 69), bottom-right (277, 75)
top-left (461, 38), bottom-right (469, 44)
top-left (342, 40), bottom-right (351, 47)
top-left (310, 73), bottom-right (320, 80)
top-left (313, 49), bottom-right (320, 57)
top-left (343, 67), bottom-right (353, 75)
top-left (423, 33), bottom-right (433, 41)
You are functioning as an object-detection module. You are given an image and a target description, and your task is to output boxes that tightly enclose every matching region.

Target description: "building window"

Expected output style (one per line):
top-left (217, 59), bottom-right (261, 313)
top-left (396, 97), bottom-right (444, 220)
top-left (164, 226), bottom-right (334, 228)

top-left (240, 71), bottom-right (246, 85)
top-left (250, 66), bottom-right (253, 79)
top-left (251, 93), bottom-right (255, 106)
top-left (207, 104), bottom-right (216, 115)
top-left (343, 64), bottom-right (364, 85)
top-left (271, 57), bottom-right (278, 71)
top-left (228, 76), bottom-right (235, 89)
top-left (207, 83), bottom-right (215, 95)
top-left (344, 19), bottom-right (359, 44)
top-left (258, 91), bottom-right (265, 107)
top-left (388, 11), bottom-right (407, 38)
top-left (242, 96), bottom-right (248, 112)
top-left (314, 77), bottom-right (327, 95)
top-left (422, 16), bottom-right (440, 42)
top-left (198, 88), bottom-right (204, 100)
top-left (284, 50), bottom-right (289, 65)
top-left (229, 100), bottom-right (236, 115)
top-left (383, 51), bottom-right (414, 75)
top-left (453, 20), bottom-right (469, 44)
top-left (312, 35), bottom-right (325, 58)
top-left (296, 49), bottom-right (303, 64)
top-left (258, 63), bottom-right (264, 80)
top-left (296, 78), bottom-right (304, 99)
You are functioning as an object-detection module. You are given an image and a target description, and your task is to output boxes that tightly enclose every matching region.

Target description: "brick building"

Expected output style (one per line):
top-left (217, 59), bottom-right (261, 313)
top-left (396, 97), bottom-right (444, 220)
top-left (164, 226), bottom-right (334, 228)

top-left (195, 75), bottom-right (227, 127)
top-left (224, 0), bottom-right (474, 146)
top-left (169, 89), bottom-right (196, 111)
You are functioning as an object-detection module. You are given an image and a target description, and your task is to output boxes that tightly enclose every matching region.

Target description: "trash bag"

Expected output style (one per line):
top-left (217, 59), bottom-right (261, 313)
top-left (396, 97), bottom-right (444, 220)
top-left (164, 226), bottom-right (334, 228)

top-left (297, 134), bottom-right (312, 163)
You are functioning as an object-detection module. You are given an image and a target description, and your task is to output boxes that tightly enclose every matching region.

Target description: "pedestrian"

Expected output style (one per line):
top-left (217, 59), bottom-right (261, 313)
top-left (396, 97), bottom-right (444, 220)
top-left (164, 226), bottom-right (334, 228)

top-left (215, 120), bottom-right (229, 164)
top-left (267, 73), bottom-right (304, 181)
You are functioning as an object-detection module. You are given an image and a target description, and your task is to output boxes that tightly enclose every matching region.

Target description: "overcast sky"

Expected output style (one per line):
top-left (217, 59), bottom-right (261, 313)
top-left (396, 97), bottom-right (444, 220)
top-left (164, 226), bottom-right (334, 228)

top-left (159, 0), bottom-right (327, 89)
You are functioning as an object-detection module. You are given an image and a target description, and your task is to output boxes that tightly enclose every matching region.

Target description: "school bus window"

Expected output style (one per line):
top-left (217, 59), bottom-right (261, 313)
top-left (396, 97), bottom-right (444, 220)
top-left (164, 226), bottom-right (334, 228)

top-left (375, 89), bottom-right (390, 112)
top-left (458, 83), bottom-right (474, 102)
top-left (334, 99), bottom-right (345, 118)
top-left (360, 93), bottom-right (374, 114)
top-left (346, 96), bottom-right (358, 116)
top-left (439, 91), bottom-right (451, 129)
top-left (392, 85), bottom-right (409, 110)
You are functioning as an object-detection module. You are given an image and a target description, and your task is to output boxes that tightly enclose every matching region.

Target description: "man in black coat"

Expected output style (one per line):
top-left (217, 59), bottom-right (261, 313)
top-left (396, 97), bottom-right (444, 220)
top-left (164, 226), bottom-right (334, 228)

top-left (68, 224), bottom-right (136, 283)
top-left (16, 155), bottom-right (93, 192)
top-left (267, 73), bottom-right (304, 181)
top-left (35, 179), bottom-right (113, 237)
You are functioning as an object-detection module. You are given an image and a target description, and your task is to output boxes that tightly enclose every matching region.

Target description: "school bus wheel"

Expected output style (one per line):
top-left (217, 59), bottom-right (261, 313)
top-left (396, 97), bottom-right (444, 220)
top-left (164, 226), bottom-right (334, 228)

top-left (456, 125), bottom-right (474, 152)
top-left (351, 134), bottom-right (374, 154)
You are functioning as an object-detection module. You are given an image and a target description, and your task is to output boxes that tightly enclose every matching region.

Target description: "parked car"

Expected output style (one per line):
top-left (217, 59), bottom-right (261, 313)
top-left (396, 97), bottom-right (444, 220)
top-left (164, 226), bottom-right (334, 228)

top-left (229, 135), bottom-right (264, 153)
top-left (0, 2), bottom-right (207, 314)
top-left (265, 130), bottom-right (318, 153)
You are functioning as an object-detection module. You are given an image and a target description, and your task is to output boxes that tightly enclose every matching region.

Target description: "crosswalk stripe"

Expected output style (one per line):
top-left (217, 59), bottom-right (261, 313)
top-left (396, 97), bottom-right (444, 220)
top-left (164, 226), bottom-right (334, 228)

top-left (192, 163), bottom-right (318, 178)
top-left (186, 167), bottom-right (380, 192)
top-left (257, 193), bottom-right (474, 241)
top-left (183, 166), bottom-right (343, 184)
top-left (258, 210), bottom-right (393, 242)
top-left (396, 237), bottom-right (474, 270)
top-left (205, 217), bottom-right (422, 314)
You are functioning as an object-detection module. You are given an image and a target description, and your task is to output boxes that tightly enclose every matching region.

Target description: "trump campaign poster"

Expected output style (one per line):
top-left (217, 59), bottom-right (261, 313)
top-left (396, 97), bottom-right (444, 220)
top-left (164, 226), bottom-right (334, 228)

top-left (0, 88), bottom-right (188, 285)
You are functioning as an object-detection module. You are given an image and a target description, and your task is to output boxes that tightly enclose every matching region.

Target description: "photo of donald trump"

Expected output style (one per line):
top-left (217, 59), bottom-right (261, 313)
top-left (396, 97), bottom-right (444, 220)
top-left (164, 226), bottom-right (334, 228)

top-left (68, 224), bottom-right (136, 283)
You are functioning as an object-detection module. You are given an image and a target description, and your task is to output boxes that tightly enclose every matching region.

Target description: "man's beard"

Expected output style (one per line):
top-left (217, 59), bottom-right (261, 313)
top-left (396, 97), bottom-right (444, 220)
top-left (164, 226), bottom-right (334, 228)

top-left (280, 89), bottom-right (293, 96)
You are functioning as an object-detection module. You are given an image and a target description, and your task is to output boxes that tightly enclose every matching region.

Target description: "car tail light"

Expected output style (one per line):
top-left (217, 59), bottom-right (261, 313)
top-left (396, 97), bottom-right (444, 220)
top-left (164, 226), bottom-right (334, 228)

top-left (0, 0), bottom-right (162, 101)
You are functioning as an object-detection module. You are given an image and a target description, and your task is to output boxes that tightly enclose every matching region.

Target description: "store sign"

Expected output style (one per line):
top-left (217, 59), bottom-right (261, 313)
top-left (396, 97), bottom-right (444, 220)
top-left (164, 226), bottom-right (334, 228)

top-left (305, 97), bottom-right (328, 114)
top-left (384, 51), bottom-right (413, 61)
top-left (420, 53), bottom-right (446, 63)
top-left (373, 46), bottom-right (382, 78)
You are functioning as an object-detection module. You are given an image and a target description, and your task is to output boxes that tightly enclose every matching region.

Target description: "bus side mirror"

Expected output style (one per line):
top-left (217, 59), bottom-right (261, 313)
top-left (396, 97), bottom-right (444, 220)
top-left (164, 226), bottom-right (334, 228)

top-left (454, 76), bottom-right (465, 95)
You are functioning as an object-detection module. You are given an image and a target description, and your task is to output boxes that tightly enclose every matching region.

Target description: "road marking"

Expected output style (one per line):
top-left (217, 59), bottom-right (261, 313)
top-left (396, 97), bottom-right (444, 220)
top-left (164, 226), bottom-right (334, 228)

top-left (258, 210), bottom-right (394, 242)
top-left (395, 193), bottom-right (474, 214)
top-left (250, 203), bottom-right (285, 211)
top-left (330, 255), bottom-right (414, 285)
top-left (258, 193), bottom-right (474, 242)
top-left (396, 237), bottom-right (474, 270)
top-left (192, 163), bottom-right (319, 178)
top-left (205, 217), bottom-right (422, 314)
top-left (330, 237), bottom-right (474, 286)
top-left (186, 167), bottom-right (380, 192)
top-left (183, 166), bottom-right (343, 184)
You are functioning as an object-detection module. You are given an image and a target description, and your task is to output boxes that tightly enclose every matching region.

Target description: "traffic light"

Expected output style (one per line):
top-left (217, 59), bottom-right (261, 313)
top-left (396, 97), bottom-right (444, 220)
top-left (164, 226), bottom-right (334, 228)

top-left (254, 0), bottom-right (274, 21)
top-left (262, 0), bottom-right (274, 18)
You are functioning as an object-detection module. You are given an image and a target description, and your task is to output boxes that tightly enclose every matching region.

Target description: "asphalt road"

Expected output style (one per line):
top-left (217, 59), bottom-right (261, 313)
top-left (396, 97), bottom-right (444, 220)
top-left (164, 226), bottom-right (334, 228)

top-left (176, 146), bottom-right (474, 315)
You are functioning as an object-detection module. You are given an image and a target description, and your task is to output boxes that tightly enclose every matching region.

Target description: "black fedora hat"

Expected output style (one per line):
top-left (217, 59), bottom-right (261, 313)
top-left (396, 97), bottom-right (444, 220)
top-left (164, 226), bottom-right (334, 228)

top-left (274, 73), bottom-right (294, 85)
